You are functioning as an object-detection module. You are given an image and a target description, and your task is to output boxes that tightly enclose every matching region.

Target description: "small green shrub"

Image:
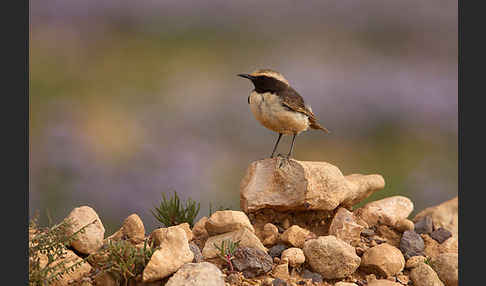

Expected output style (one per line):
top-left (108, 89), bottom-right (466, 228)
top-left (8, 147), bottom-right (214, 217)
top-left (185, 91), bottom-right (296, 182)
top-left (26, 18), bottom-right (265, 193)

top-left (29, 216), bottom-right (94, 286)
top-left (91, 238), bottom-right (158, 286)
top-left (151, 191), bottom-right (200, 227)
top-left (213, 239), bottom-right (240, 272)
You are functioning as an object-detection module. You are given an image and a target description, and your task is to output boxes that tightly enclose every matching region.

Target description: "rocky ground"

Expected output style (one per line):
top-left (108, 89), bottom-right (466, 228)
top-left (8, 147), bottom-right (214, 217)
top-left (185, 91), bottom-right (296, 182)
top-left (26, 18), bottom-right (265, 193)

top-left (29, 158), bottom-right (458, 286)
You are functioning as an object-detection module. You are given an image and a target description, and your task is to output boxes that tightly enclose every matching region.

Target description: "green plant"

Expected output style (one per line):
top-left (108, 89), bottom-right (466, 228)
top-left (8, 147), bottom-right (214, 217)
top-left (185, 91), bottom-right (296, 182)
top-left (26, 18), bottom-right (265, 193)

top-left (29, 216), bottom-right (94, 286)
top-left (151, 191), bottom-right (200, 227)
top-left (92, 238), bottom-right (158, 286)
top-left (213, 239), bottom-right (240, 272)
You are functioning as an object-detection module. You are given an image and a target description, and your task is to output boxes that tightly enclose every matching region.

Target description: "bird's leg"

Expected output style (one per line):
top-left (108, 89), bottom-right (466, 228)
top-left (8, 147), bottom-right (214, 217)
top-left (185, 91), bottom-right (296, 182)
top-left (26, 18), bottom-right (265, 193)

top-left (270, 133), bottom-right (283, 158)
top-left (287, 133), bottom-right (297, 158)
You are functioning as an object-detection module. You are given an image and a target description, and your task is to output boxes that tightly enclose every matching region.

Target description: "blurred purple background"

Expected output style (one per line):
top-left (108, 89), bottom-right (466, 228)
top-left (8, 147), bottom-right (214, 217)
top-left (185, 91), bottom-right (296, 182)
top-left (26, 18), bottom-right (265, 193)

top-left (30, 0), bottom-right (457, 234)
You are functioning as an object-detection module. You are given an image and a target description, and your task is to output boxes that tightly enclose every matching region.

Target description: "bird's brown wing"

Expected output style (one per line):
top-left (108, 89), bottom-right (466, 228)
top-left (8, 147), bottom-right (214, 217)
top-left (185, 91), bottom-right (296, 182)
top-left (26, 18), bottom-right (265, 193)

top-left (279, 88), bottom-right (330, 133)
top-left (279, 88), bottom-right (316, 119)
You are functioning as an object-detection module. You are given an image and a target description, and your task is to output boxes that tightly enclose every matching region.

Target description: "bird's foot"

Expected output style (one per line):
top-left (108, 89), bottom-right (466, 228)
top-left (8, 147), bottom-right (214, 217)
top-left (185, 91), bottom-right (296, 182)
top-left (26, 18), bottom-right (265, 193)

top-left (276, 153), bottom-right (292, 168)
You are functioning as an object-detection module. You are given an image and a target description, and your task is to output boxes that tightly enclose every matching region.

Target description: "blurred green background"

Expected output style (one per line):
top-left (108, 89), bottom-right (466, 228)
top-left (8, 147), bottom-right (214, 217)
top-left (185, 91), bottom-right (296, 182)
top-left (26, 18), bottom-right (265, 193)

top-left (30, 1), bottom-right (457, 235)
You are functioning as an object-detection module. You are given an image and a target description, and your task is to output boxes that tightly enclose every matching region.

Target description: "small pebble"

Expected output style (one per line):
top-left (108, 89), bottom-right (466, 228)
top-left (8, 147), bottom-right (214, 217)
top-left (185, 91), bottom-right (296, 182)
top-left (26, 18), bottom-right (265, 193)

top-left (430, 228), bottom-right (452, 243)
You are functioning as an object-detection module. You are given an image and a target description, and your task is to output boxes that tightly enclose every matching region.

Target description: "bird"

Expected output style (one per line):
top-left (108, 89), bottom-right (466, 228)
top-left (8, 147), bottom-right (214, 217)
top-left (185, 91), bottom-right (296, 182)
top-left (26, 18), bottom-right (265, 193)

top-left (238, 68), bottom-right (330, 159)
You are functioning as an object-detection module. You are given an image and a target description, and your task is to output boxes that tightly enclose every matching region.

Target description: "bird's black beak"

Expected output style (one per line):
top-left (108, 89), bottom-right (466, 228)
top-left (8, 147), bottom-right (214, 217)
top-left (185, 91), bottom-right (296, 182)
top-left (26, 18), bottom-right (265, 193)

top-left (237, 74), bottom-right (255, 80)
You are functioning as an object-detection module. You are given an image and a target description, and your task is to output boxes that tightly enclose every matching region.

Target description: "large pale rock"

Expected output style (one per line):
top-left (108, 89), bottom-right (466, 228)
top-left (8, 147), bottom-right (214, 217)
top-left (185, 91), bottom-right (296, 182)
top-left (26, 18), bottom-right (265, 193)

top-left (240, 159), bottom-right (385, 212)
top-left (205, 210), bottom-right (254, 235)
top-left (51, 250), bottom-right (92, 286)
top-left (142, 227), bottom-right (194, 282)
top-left (281, 247), bottom-right (305, 267)
top-left (409, 263), bottom-right (444, 286)
top-left (302, 235), bottom-right (361, 279)
top-left (65, 206), bottom-right (105, 254)
top-left (430, 253), bottom-right (458, 286)
top-left (280, 225), bottom-right (316, 248)
top-left (150, 223), bottom-right (193, 247)
top-left (193, 216), bottom-right (209, 238)
top-left (202, 228), bottom-right (267, 259)
top-left (355, 196), bottom-right (413, 227)
top-left (262, 223), bottom-right (279, 246)
top-left (360, 243), bottom-right (405, 277)
top-left (106, 214), bottom-right (145, 244)
top-left (165, 262), bottom-right (225, 286)
top-left (329, 207), bottom-right (364, 246)
top-left (413, 196), bottom-right (458, 237)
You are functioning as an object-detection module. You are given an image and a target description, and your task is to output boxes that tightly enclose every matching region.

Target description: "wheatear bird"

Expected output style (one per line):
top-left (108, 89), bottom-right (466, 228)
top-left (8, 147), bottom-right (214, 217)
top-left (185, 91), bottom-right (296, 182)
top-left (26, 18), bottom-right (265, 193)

top-left (238, 69), bottom-right (330, 159)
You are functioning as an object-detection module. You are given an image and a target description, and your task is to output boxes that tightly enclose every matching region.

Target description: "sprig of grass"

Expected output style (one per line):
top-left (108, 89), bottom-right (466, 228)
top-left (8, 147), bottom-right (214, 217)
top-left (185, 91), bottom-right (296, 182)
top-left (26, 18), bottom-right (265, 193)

top-left (29, 216), bottom-right (95, 286)
top-left (213, 239), bottom-right (240, 272)
top-left (91, 238), bottom-right (158, 286)
top-left (151, 191), bottom-right (200, 227)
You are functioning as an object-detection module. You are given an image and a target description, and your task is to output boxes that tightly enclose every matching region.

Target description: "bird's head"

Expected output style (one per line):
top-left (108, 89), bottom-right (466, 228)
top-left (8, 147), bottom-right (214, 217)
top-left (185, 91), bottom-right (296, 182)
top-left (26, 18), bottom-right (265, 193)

top-left (238, 69), bottom-right (289, 93)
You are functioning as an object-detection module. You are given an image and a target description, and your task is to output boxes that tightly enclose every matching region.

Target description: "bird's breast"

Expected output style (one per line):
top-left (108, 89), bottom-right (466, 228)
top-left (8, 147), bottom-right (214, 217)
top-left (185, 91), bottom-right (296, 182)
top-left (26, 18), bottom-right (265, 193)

top-left (248, 91), bottom-right (309, 134)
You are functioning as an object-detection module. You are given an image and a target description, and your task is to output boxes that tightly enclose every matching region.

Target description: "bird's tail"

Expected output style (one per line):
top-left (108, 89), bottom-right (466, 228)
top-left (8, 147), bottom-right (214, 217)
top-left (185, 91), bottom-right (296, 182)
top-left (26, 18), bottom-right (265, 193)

top-left (310, 121), bottom-right (330, 133)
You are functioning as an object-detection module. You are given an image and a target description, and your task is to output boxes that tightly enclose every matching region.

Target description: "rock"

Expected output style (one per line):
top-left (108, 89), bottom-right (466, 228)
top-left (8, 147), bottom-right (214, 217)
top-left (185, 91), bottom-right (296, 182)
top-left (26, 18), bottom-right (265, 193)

top-left (206, 210), bottom-right (254, 235)
top-left (301, 269), bottom-right (323, 283)
top-left (414, 215), bottom-right (433, 235)
top-left (361, 228), bottom-right (375, 237)
top-left (422, 234), bottom-right (441, 258)
top-left (150, 223), bottom-right (192, 247)
top-left (189, 241), bottom-right (203, 262)
top-left (272, 278), bottom-right (288, 286)
top-left (65, 206), bottom-right (105, 254)
top-left (165, 262), bottom-right (225, 286)
top-left (177, 222), bottom-right (194, 241)
top-left (355, 196), bottom-right (413, 227)
top-left (399, 231), bottom-right (424, 259)
top-left (107, 214), bottom-right (145, 244)
top-left (409, 263), bottom-right (444, 286)
top-left (430, 228), bottom-right (452, 244)
top-left (395, 219), bottom-right (414, 233)
top-left (268, 244), bottom-right (289, 258)
top-left (240, 159), bottom-right (385, 212)
top-left (49, 250), bottom-right (92, 286)
top-left (439, 236), bottom-right (458, 254)
top-left (93, 272), bottom-right (117, 286)
top-left (302, 235), bottom-right (360, 279)
top-left (329, 207), bottom-right (364, 246)
top-left (142, 227), bottom-right (194, 282)
top-left (430, 253), bottom-right (458, 286)
top-left (272, 263), bottom-right (290, 280)
top-left (360, 243), bottom-right (405, 277)
top-left (262, 223), bottom-right (280, 246)
top-left (280, 225), bottom-right (315, 248)
top-left (281, 248), bottom-right (305, 267)
top-left (367, 280), bottom-right (402, 286)
top-left (193, 216), bottom-right (209, 238)
top-left (202, 228), bottom-right (267, 259)
top-left (405, 256), bottom-right (426, 269)
top-left (413, 197), bottom-right (458, 237)
top-left (335, 283), bottom-right (358, 286)
top-left (375, 225), bottom-right (401, 248)
top-left (232, 246), bottom-right (273, 278)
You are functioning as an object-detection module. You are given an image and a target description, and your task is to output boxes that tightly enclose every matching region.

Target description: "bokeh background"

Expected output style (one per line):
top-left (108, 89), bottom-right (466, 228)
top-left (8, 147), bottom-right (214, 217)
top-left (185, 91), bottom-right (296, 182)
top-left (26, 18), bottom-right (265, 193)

top-left (30, 0), bottom-right (458, 234)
